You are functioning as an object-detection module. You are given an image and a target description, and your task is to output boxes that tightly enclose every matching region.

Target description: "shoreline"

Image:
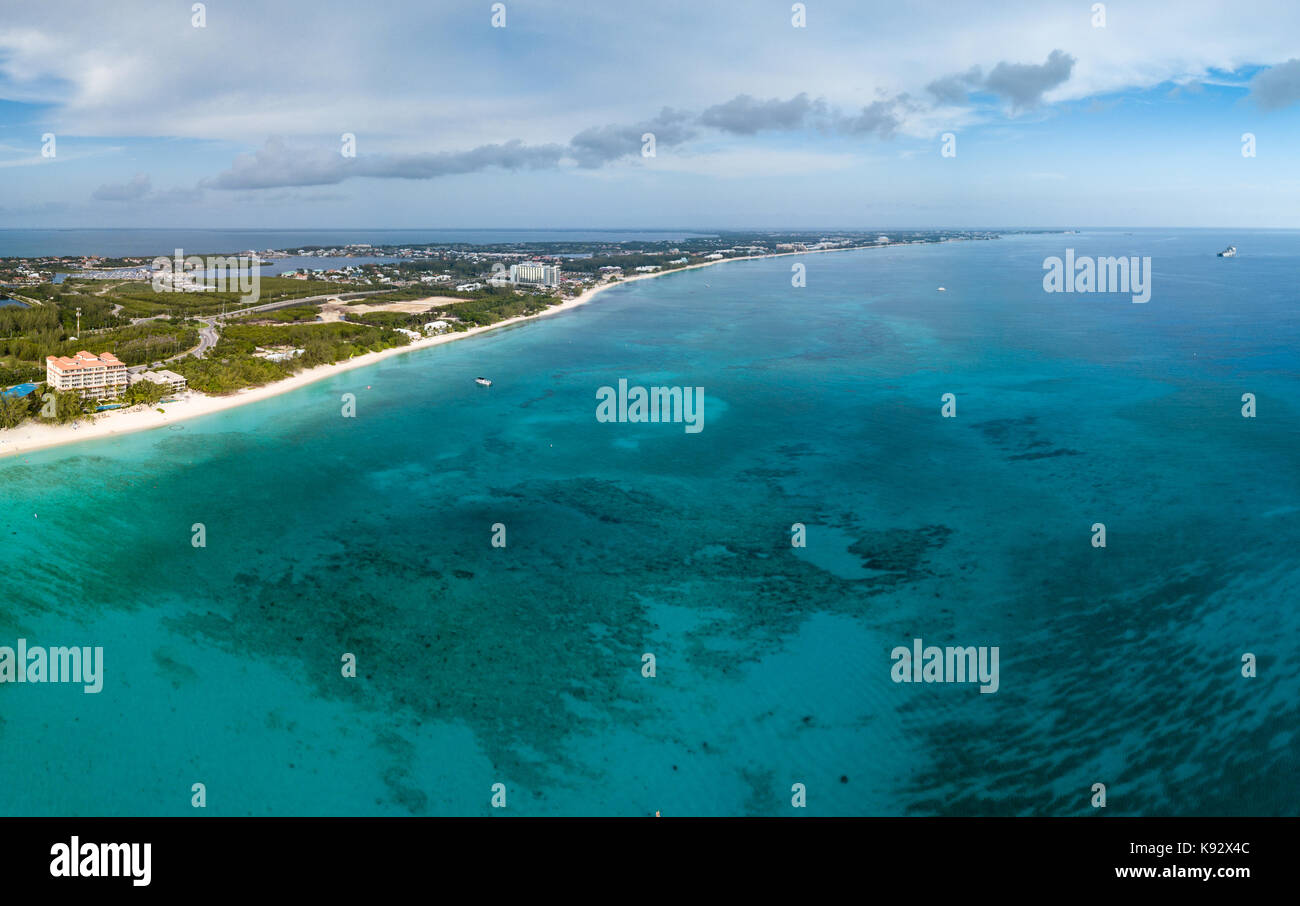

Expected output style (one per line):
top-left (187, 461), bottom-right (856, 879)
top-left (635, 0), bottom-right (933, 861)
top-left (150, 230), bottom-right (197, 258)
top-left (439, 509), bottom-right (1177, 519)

top-left (0, 242), bottom-right (897, 460)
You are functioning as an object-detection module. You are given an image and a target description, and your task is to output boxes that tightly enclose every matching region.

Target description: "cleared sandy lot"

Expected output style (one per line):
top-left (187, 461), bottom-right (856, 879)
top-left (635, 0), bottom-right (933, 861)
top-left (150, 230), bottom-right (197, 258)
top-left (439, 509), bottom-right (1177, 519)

top-left (316, 295), bottom-right (465, 322)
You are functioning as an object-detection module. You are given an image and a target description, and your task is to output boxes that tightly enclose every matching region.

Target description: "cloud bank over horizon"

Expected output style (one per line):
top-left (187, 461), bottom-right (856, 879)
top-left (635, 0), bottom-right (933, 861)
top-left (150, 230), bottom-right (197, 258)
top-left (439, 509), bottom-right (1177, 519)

top-left (4, 0), bottom-right (1300, 228)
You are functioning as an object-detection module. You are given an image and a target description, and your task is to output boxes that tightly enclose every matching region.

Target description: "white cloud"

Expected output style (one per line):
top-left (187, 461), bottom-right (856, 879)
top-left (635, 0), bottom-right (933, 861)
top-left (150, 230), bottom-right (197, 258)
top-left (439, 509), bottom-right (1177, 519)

top-left (3, 0), bottom-right (1298, 149)
top-left (639, 148), bottom-right (866, 179)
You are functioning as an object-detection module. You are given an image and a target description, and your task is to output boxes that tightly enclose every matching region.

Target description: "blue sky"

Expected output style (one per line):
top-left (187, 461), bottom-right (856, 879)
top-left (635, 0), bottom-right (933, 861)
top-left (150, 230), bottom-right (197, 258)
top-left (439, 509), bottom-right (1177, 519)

top-left (1, 0), bottom-right (1298, 229)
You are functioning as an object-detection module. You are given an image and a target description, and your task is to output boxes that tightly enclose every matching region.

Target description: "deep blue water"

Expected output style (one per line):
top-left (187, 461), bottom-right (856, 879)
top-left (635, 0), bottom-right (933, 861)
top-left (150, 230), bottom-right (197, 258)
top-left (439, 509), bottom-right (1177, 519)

top-left (0, 229), bottom-right (714, 259)
top-left (0, 229), bottom-right (1296, 815)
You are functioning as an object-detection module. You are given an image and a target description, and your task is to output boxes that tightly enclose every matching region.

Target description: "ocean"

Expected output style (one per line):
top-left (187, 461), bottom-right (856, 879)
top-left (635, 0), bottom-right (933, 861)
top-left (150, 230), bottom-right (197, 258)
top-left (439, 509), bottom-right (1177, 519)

top-left (1, 229), bottom-right (1296, 815)
top-left (0, 229), bottom-right (713, 259)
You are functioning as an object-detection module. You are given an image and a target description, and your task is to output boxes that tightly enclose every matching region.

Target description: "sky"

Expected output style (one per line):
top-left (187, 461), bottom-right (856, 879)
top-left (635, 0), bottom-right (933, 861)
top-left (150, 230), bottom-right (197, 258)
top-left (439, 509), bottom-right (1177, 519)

top-left (1, 0), bottom-right (1299, 229)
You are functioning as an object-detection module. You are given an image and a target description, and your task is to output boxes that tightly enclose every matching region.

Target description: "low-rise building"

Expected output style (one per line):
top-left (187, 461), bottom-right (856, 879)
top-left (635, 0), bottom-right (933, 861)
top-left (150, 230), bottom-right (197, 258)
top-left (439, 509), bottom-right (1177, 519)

top-left (253, 346), bottom-right (304, 363)
top-left (130, 369), bottom-right (188, 393)
top-left (45, 351), bottom-right (129, 399)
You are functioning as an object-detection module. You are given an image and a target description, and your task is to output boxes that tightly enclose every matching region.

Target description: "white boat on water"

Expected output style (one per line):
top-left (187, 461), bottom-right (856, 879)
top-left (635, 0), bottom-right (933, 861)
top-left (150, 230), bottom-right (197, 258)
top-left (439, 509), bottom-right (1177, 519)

top-left (1218, 245), bottom-right (1237, 257)
top-left (475, 377), bottom-right (492, 387)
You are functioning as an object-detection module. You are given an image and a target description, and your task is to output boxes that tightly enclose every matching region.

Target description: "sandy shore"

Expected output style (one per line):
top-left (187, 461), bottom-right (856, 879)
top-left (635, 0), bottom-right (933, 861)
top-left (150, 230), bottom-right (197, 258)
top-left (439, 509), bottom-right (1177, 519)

top-left (0, 244), bottom-right (872, 459)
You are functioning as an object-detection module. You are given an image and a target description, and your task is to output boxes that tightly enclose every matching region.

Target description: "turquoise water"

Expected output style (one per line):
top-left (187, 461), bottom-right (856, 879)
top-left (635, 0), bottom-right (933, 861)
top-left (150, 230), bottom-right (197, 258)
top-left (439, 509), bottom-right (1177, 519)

top-left (1, 230), bottom-right (1297, 816)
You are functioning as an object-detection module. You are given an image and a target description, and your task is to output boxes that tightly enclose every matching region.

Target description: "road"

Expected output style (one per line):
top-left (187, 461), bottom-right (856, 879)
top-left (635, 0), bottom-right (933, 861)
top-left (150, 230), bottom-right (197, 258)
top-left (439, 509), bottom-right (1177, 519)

top-left (190, 319), bottom-right (220, 358)
top-left (214, 289), bottom-right (393, 319)
top-left (133, 290), bottom-right (391, 370)
top-left (127, 318), bottom-right (218, 373)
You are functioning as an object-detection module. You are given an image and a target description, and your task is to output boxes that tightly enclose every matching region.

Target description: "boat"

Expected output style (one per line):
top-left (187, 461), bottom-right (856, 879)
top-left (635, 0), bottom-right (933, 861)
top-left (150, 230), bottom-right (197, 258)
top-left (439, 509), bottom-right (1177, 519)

top-left (474, 377), bottom-right (492, 387)
top-left (1217, 246), bottom-right (1237, 257)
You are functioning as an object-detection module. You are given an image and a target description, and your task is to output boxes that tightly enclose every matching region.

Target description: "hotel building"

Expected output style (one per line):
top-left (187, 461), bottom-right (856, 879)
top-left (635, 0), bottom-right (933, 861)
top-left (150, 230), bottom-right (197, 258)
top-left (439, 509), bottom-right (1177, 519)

top-left (509, 262), bottom-right (561, 287)
top-left (45, 351), bottom-right (129, 400)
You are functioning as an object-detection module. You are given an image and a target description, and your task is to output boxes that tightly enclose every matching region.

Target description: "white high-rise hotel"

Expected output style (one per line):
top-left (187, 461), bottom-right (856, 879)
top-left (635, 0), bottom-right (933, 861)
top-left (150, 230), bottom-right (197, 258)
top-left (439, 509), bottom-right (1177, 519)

top-left (509, 262), bottom-right (561, 287)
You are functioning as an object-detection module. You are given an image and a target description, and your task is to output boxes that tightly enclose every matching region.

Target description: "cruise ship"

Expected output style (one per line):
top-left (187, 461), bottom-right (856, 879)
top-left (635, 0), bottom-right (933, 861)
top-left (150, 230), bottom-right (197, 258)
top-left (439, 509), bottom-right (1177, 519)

top-left (1217, 245), bottom-right (1237, 257)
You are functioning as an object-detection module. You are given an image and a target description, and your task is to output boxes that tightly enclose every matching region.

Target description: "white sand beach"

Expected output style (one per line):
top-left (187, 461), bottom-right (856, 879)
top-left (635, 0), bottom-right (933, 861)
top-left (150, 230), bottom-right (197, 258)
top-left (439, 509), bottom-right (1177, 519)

top-left (0, 245), bottom-right (866, 459)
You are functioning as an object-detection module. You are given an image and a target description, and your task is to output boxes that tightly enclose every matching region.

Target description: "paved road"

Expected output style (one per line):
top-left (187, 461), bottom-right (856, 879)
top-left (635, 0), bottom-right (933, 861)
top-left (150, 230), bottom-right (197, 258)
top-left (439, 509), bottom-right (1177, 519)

top-left (125, 289), bottom-right (390, 327)
top-left (144, 290), bottom-right (389, 368)
top-left (100, 289), bottom-right (397, 372)
top-left (216, 289), bottom-right (393, 319)
top-left (135, 318), bottom-right (218, 372)
top-left (191, 319), bottom-right (219, 357)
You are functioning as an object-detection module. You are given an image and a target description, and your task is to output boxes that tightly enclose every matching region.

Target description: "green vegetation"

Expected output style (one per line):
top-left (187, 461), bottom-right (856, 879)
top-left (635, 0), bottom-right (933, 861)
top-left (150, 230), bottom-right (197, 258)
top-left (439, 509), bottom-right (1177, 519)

top-left (0, 283), bottom-right (202, 432)
top-left (10, 232), bottom-right (935, 435)
top-left (103, 277), bottom-right (369, 318)
top-left (0, 362), bottom-right (46, 387)
top-left (20, 277), bottom-right (369, 320)
top-left (211, 321), bottom-right (407, 357)
top-left (11, 284), bottom-right (122, 330)
top-left (0, 392), bottom-right (34, 428)
top-left (347, 289), bottom-right (559, 332)
top-left (440, 292), bottom-right (558, 327)
top-left (248, 304), bottom-right (323, 323)
top-left (563, 252), bottom-right (695, 273)
top-left (69, 323), bottom-right (197, 365)
top-left (122, 379), bottom-right (169, 407)
top-left (173, 355), bottom-right (292, 395)
top-left (345, 284), bottom-right (510, 303)
top-left (1, 293), bottom-right (196, 376)
top-left (173, 321), bottom-right (409, 394)
top-left (28, 389), bottom-right (92, 425)
top-left (344, 285), bottom-right (441, 302)
top-left (383, 258), bottom-right (483, 279)
top-left (350, 310), bottom-right (425, 329)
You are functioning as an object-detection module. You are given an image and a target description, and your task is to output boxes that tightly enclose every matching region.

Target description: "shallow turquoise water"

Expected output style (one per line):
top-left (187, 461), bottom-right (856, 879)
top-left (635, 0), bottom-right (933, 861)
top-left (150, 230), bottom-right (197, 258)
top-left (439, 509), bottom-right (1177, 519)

top-left (2, 230), bottom-right (1297, 815)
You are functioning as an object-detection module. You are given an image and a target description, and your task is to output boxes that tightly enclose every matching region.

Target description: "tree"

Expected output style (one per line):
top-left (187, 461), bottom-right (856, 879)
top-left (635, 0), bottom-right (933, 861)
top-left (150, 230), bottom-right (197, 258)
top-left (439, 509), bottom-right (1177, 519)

top-left (0, 392), bottom-right (32, 429)
top-left (123, 379), bottom-right (168, 407)
top-left (36, 389), bottom-right (91, 424)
